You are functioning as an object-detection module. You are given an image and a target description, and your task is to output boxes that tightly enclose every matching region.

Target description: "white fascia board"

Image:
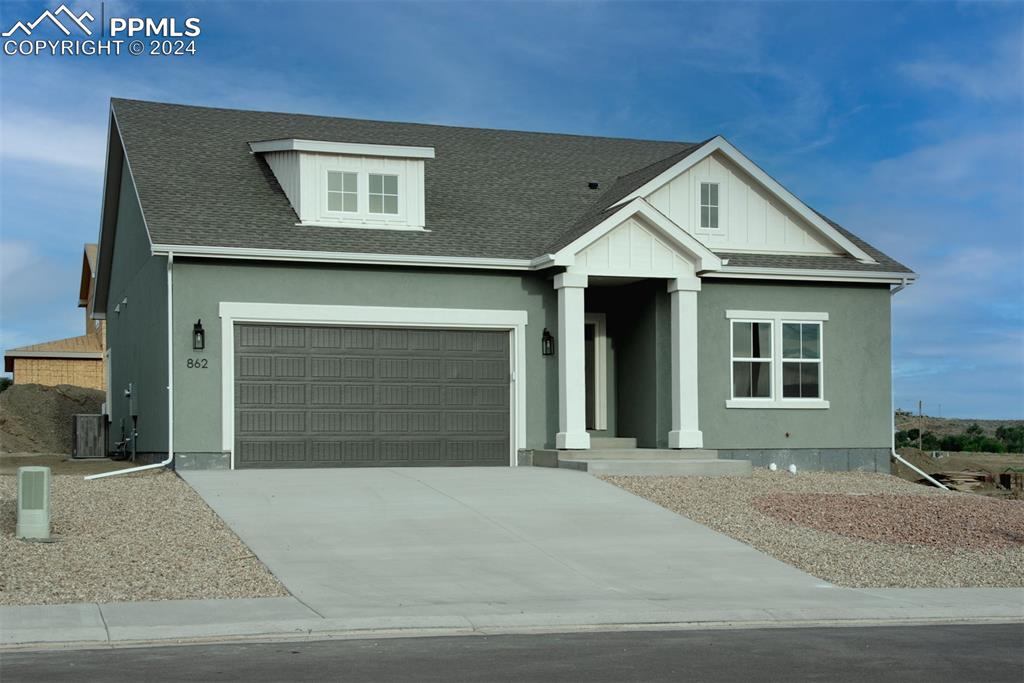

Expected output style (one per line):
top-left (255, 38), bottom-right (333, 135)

top-left (150, 243), bottom-right (913, 283)
top-left (613, 136), bottom-right (876, 264)
top-left (151, 244), bottom-right (533, 270)
top-left (249, 139), bottom-right (435, 159)
top-left (706, 267), bottom-right (917, 285)
top-left (550, 198), bottom-right (722, 272)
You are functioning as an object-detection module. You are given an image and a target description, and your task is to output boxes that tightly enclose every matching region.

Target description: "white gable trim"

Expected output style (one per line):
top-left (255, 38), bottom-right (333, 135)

top-left (550, 198), bottom-right (722, 273)
top-left (613, 136), bottom-right (876, 264)
top-left (249, 139), bottom-right (436, 159)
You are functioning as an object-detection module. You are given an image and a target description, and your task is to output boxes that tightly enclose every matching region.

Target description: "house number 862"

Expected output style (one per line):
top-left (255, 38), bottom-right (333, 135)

top-left (186, 358), bottom-right (208, 369)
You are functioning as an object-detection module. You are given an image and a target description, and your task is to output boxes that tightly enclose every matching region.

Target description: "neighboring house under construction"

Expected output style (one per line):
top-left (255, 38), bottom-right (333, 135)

top-left (4, 244), bottom-right (107, 391)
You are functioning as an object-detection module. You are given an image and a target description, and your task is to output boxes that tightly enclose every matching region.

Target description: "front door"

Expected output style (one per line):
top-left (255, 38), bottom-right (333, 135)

top-left (584, 313), bottom-right (607, 431)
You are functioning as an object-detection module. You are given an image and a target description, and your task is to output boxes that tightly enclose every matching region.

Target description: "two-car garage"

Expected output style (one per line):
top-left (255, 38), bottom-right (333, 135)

top-left (232, 323), bottom-right (512, 468)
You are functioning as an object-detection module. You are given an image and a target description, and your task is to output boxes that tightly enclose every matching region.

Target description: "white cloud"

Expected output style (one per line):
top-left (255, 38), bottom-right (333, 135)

top-left (0, 239), bottom-right (83, 351)
top-left (0, 110), bottom-right (107, 172)
top-left (899, 32), bottom-right (1024, 103)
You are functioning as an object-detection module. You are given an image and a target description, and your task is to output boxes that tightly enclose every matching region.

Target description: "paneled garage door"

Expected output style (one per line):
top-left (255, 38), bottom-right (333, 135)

top-left (233, 324), bottom-right (511, 468)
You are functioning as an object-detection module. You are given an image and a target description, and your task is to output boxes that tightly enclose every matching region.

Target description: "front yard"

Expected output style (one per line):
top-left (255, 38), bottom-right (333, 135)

top-left (604, 471), bottom-right (1024, 588)
top-left (0, 469), bottom-right (286, 606)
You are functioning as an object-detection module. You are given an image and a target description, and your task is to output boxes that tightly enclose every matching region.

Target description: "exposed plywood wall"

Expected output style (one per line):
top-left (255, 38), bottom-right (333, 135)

top-left (646, 152), bottom-right (839, 255)
top-left (13, 358), bottom-right (105, 391)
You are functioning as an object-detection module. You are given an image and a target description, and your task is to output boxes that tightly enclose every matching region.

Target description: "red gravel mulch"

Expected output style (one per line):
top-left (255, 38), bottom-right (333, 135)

top-left (751, 493), bottom-right (1024, 550)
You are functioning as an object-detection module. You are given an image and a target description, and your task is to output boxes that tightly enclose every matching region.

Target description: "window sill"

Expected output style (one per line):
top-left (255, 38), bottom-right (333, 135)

top-left (297, 221), bottom-right (429, 232)
top-left (726, 399), bottom-right (830, 410)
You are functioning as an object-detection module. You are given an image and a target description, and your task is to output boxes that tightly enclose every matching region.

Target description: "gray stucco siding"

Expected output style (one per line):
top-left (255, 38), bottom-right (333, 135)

top-left (104, 167), bottom-right (168, 455)
top-left (697, 279), bottom-right (892, 450)
top-left (170, 260), bottom-right (557, 456)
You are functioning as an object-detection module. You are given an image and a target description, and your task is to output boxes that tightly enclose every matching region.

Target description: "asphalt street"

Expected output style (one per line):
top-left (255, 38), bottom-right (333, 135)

top-left (3, 623), bottom-right (1022, 682)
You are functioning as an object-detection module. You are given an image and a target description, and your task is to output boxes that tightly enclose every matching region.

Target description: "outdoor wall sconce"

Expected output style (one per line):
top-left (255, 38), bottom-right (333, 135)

top-left (192, 319), bottom-right (205, 350)
top-left (542, 328), bottom-right (555, 356)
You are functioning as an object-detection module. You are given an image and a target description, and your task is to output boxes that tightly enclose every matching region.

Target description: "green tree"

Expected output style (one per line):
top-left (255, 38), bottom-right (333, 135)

top-left (920, 431), bottom-right (940, 451)
top-left (995, 426), bottom-right (1024, 452)
top-left (940, 434), bottom-right (966, 452)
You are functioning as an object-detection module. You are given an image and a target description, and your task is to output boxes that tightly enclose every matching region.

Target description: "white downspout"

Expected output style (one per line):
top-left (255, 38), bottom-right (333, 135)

top-left (87, 253), bottom-right (175, 480)
top-left (887, 277), bottom-right (949, 490)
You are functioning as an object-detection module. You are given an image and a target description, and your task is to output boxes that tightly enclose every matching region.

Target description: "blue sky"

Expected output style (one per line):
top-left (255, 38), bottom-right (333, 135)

top-left (0, 1), bottom-right (1021, 418)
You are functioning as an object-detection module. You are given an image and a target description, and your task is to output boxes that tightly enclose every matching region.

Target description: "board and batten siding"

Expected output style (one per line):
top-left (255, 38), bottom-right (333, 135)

top-left (646, 152), bottom-right (838, 255)
top-left (260, 151), bottom-right (427, 229)
top-left (573, 216), bottom-right (698, 279)
top-left (262, 151), bottom-right (301, 214)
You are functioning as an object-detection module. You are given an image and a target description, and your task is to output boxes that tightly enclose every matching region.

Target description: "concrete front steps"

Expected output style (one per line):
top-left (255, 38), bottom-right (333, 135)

top-left (530, 437), bottom-right (753, 477)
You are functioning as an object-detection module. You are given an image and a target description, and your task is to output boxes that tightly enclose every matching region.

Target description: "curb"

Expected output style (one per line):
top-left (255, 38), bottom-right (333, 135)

top-left (5, 615), bottom-right (1023, 653)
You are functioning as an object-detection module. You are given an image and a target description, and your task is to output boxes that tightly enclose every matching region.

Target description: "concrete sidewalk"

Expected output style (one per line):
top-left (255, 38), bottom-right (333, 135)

top-left (3, 588), bottom-right (1022, 650)
top-left (2, 468), bottom-right (1022, 649)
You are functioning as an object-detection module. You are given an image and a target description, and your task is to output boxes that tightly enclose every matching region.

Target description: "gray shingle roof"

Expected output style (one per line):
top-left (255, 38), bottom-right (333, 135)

top-left (111, 99), bottom-right (911, 274)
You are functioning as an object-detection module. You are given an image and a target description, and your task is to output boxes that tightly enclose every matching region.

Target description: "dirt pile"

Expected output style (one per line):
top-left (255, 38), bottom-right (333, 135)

top-left (0, 384), bottom-right (104, 454)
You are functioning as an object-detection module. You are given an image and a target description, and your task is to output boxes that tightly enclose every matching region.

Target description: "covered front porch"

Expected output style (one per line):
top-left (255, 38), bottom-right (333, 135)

top-left (536, 275), bottom-right (751, 477)
top-left (534, 198), bottom-right (747, 475)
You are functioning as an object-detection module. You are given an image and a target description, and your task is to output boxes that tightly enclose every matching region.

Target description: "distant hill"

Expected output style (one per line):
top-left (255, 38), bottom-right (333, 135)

top-left (894, 412), bottom-right (1023, 437)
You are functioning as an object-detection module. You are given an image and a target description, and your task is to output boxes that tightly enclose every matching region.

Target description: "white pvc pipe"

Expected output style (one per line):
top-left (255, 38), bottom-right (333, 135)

top-left (888, 278), bottom-right (949, 491)
top-left (87, 253), bottom-right (175, 480)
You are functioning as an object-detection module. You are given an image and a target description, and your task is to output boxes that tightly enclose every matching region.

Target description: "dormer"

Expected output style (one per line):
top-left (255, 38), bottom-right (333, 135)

top-left (249, 139), bottom-right (435, 231)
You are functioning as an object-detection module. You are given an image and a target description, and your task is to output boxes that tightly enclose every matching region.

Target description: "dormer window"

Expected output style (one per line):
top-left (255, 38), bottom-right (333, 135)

top-left (700, 182), bottom-right (719, 229)
top-left (250, 138), bottom-right (434, 232)
top-left (369, 173), bottom-right (399, 215)
top-left (327, 171), bottom-right (358, 213)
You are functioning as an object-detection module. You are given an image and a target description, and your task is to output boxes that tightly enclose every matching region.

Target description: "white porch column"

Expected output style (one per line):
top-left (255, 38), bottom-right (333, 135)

top-left (554, 273), bottom-right (590, 449)
top-left (668, 277), bottom-right (703, 448)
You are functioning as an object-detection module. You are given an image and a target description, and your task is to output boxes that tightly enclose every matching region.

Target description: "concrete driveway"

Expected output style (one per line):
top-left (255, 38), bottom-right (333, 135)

top-left (181, 467), bottom-right (846, 624)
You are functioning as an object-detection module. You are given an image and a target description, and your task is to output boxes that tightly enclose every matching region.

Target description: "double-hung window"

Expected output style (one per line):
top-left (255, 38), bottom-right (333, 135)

top-left (700, 182), bottom-right (719, 229)
top-left (368, 173), bottom-right (399, 215)
top-left (326, 171), bottom-right (358, 213)
top-left (782, 322), bottom-right (822, 398)
top-left (731, 321), bottom-right (772, 398)
top-left (726, 310), bottom-right (829, 409)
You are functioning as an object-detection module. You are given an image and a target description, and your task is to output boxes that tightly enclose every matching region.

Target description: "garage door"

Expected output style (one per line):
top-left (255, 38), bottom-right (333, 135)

top-left (233, 324), bottom-right (511, 468)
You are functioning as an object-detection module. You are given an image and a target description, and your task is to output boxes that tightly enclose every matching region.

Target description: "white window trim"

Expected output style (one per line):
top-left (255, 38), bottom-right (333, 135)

top-left (321, 168), bottom-right (408, 225)
top-left (729, 318), bottom-right (774, 403)
top-left (584, 312), bottom-right (608, 431)
top-left (725, 309), bottom-right (830, 409)
top-left (699, 181), bottom-right (720, 230)
top-left (326, 170), bottom-right (358, 214)
top-left (368, 172), bottom-right (400, 215)
top-left (218, 302), bottom-right (528, 468)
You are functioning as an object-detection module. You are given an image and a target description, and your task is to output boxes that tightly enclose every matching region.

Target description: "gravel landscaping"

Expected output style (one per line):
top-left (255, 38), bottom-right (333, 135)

top-left (603, 470), bottom-right (1024, 588)
top-left (0, 470), bottom-right (287, 606)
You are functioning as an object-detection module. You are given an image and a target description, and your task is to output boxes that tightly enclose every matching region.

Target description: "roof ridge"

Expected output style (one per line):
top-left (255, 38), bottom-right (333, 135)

top-left (110, 98), bottom-right (694, 147)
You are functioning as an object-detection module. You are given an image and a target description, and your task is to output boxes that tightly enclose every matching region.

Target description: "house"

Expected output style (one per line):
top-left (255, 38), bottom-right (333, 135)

top-left (4, 244), bottom-right (107, 391)
top-left (92, 99), bottom-right (915, 471)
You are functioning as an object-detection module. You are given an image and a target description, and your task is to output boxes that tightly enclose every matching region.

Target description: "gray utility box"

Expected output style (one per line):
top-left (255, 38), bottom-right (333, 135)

top-left (17, 466), bottom-right (51, 540)
top-left (73, 414), bottom-right (107, 459)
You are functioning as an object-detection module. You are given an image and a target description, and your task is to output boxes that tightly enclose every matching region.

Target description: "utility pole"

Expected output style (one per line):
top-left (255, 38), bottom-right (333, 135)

top-left (918, 400), bottom-right (923, 451)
